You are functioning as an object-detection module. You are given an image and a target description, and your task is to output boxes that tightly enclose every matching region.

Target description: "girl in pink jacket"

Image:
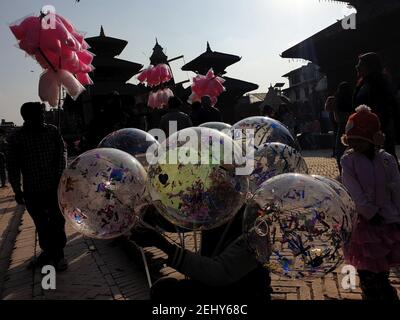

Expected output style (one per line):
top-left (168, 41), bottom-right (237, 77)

top-left (341, 105), bottom-right (400, 300)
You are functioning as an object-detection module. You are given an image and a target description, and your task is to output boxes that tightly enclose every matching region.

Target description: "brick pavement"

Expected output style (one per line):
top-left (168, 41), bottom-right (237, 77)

top-left (1, 149), bottom-right (399, 300)
top-left (0, 186), bottom-right (149, 300)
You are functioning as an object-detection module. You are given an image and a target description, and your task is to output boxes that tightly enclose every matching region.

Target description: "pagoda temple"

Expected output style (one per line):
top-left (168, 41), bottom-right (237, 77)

top-left (182, 42), bottom-right (259, 123)
top-left (281, 0), bottom-right (400, 91)
top-left (84, 26), bottom-right (144, 103)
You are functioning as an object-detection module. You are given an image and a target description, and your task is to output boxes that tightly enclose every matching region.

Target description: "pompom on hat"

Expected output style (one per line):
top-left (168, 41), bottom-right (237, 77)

top-left (341, 105), bottom-right (385, 146)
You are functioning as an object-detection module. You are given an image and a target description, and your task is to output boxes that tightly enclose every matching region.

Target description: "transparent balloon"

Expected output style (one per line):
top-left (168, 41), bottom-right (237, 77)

top-left (243, 173), bottom-right (352, 280)
top-left (311, 175), bottom-right (356, 241)
top-left (231, 116), bottom-right (299, 151)
top-left (98, 128), bottom-right (160, 170)
top-left (58, 148), bottom-right (147, 239)
top-left (147, 127), bottom-right (249, 230)
top-left (199, 122), bottom-right (232, 133)
top-left (249, 143), bottom-right (308, 194)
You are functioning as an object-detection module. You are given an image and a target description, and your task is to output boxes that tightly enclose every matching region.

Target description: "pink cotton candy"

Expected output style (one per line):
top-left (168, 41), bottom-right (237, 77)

top-left (147, 89), bottom-right (174, 109)
top-left (39, 69), bottom-right (85, 105)
top-left (34, 50), bottom-right (60, 70)
top-left (39, 30), bottom-right (62, 54)
top-left (159, 89), bottom-right (168, 107)
top-left (11, 13), bottom-right (93, 106)
top-left (81, 40), bottom-right (89, 50)
top-left (137, 67), bottom-right (151, 83)
top-left (39, 70), bottom-right (61, 107)
top-left (61, 47), bottom-right (74, 60)
top-left (148, 66), bottom-right (162, 87)
top-left (10, 16), bottom-right (40, 41)
top-left (147, 91), bottom-right (157, 109)
top-left (15, 17), bottom-right (41, 55)
top-left (62, 53), bottom-right (94, 74)
top-left (72, 31), bottom-right (85, 45)
top-left (158, 64), bottom-right (173, 84)
top-left (192, 76), bottom-right (208, 97)
top-left (62, 52), bottom-right (80, 73)
top-left (138, 64), bottom-right (172, 87)
top-left (76, 73), bottom-right (93, 86)
top-left (79, 62), bottom-right (94, 73)
top-left (58, 70), bottom-right (85, 99)
top-left (210, 96), bottom-right (218, 106)
top-left (56, 15), bottom-right (75, 33)
top-left (206, 79), bottom-right (225, 97)
top-left (188, 92), bottom-right (201, 104)
top-left (190, 68), bottom-right (225, 102)
top-left (77, 51), bottom-right (94, 65)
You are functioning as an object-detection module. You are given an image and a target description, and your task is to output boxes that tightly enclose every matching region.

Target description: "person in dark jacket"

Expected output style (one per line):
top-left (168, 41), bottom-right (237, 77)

top-left (353, 52), bottom-right (399, 164)
top-left (334, 82), bottom-right (354, 173)
top-left (6, 102), bottom-right (68, 271)
top-left (200, 96), bottom-right (222, 123)
top-left (131, 205), bottom-right (272, 301)
top-left (160, 96), bottom-right (193, 137)
top-left (190, 101), bottom-right (205, 126)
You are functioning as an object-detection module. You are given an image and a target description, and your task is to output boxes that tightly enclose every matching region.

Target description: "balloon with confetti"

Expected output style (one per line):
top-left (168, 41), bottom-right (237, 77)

top-left (311, 175), bottom-right (356, 241)
top-left (249, 143), bottom-right (308, 193)
top-left (98, 128), bottom-right (160, 170)
top-left (147, 127), bottom-right (248, 230)
top-left (231, 116), bottom-right (299, 151)
top-left (243, 173), bottom-right (352, 280)
top-left (58, 148), bottom-right (147, 239)
top-left (199, 122), bottom-right (232, 132)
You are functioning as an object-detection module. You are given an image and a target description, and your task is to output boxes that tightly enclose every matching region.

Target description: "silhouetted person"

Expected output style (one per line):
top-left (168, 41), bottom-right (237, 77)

top-left (260, 104), bottom-right (276, 119)
top-left (325, 95), bottom-right (337, 157)
top-left (200, 96), bottom-right (222, 123)
top-left (160, 96), bottom-right (193, 137)
top-left (6, 102), bottom-right (68, 271)
top-left (190, 101), bottom-right (204, 126)
top-left (335, 82), bottom-right (353, 173)
top-left (0, 151), bottom-right (6, 187)
top-left (353, 52), bottom-right (399, 164)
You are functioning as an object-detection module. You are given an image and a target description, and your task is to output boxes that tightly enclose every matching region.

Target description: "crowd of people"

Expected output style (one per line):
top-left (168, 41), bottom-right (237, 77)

top-left (0, 51), bottom-right (399, 300)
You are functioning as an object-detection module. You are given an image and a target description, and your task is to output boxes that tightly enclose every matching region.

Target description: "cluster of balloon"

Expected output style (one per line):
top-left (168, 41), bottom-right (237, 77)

top-left (137, 64), bottom-right (174, 109)
top-left (148, 88), bottom-right (174, 109)
top-left (231, 116), bottom-right (300, 152)
top-left (9, 11), bottom-right (94, 107)
top-left (58, 148), bottom-right (147, 239)
top-left (147, 127), bottom-right (249, 230)
top-left (243, 174), bottom-right (353, 280)
top-left (189, 69), bottom-right (225, 106)
top-left (249, 143), bottom-right (308, 194)
top-left (98, 128), bottom-right (160, 170)
top-left (199, 122), bottom-right (232, 133)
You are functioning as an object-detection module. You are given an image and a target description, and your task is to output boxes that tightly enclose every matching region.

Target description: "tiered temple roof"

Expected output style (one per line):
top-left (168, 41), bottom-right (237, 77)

top-left (281, 1), bottom-right (400, 89)
top-left (182, 42), bottom-right (241, 75)
top-left (85, 26), bottom-right (143, 95)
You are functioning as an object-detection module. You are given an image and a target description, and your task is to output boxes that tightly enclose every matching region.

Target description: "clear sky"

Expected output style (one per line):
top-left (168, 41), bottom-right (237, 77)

top-left (0, 0), bottom-right (351, 125)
